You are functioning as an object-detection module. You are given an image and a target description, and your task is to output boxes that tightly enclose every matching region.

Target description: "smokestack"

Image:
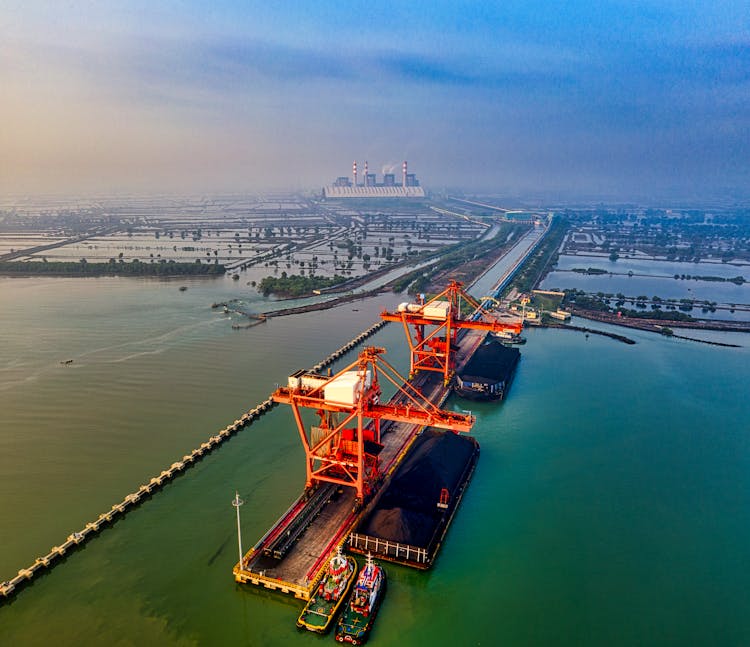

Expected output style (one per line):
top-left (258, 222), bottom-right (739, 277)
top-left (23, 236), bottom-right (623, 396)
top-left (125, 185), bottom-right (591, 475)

top-left (402, 160), bottom-right (407, 187)
top-left (364, 160), bottom-right (369, 187)
top-left (353, 161), bottom-right (358, 187)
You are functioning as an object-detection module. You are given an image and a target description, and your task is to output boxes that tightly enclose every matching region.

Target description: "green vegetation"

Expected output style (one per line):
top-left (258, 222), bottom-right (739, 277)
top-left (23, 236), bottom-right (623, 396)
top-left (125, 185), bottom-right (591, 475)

top-left (562, 289), bottom-right (697, 321)
top-left (563, 290), bottom-right (611, 312)
top-left (571, 267), bottom-right (608, 275)
top-left (0, 260), bottom-right (225, 276)
top-left (389, 223), bottom-right (527, 295)
top-left (390, 240), bottom-right (474, 294)
top-left (690, 275), bottom-right (746, 284)
top-left (530, 292), bottom-right (565, 312)
top-left (257, 273), bottom-right (347, 297)
top-left (620, 309), bottom-right (695, 321)
top-left (505, 217), bottom-right (568, 295)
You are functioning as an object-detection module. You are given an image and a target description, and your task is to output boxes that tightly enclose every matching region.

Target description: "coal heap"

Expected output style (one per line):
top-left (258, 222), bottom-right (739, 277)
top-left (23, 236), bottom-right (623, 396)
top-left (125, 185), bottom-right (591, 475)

top-left (459, 338), bottom-right (520, 383)
top-left (360, 429), bottom-right (477, 547)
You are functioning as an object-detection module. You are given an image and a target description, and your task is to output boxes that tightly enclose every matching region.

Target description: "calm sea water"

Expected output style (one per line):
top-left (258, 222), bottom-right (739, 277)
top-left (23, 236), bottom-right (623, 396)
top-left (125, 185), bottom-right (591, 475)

top-left (1, 276), bottom-right (749, 646)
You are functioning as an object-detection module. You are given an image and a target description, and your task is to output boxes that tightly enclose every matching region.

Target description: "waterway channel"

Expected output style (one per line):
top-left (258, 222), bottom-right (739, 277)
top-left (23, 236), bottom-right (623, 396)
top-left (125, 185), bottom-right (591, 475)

top-left (469, 227), bottom-right (545, 299)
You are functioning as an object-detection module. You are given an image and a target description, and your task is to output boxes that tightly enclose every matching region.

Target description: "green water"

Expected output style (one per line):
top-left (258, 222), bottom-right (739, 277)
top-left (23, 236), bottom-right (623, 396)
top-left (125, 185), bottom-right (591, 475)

top-left (1, 277), bottom-right (750, 646)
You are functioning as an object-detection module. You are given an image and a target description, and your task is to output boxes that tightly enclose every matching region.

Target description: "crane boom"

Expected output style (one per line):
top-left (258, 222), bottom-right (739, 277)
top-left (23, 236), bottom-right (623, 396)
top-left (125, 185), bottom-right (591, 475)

top-left (271, 346), bottom-right (475, 502)
top-left (380, 280), bottom-right (523, 383)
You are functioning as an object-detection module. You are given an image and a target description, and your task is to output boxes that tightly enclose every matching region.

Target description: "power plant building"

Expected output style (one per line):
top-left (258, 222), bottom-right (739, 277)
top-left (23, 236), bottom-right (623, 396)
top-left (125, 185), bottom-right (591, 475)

top-left (324, 160), bottom-right (426, 198)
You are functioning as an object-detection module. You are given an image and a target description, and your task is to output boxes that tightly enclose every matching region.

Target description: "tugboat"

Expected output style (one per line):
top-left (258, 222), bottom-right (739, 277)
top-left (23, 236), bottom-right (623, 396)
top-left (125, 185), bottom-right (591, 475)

top-left (297, 547), bottom-right (357, 634)
top-left (335, 553), bottom-right (386, 645)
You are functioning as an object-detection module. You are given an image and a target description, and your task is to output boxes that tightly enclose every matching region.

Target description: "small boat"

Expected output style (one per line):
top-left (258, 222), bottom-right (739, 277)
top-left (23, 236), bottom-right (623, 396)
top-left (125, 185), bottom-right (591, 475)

top-left (297, 547), bottom-right (357, 634)
top-left (60, 359), bottom-right (74, 365)
top-left (491, 330), bottom-right (526, 345)
top-left (179, 286), bottom-right (187, 291)
top-left (335, 553), bottom-right (386, 645)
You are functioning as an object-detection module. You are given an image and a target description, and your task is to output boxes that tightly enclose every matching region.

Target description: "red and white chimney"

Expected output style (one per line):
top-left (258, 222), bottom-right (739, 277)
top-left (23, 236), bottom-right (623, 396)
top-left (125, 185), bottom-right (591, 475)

top-left (353, 161), bottom-right (358, 187)
top-left (402, 160), bottom-right (408, 187)
top-left (364, 160), bottom-right (369, 187)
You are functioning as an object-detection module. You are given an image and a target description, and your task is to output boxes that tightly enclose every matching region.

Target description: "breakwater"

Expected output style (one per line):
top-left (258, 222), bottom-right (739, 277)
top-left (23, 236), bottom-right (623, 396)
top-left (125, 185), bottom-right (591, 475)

top-left (261, 290), bottom-right (384, 318)
top-left (543, 322), bottom-right (636, 344)
top-left (0, 318), bottom-right (389, 602)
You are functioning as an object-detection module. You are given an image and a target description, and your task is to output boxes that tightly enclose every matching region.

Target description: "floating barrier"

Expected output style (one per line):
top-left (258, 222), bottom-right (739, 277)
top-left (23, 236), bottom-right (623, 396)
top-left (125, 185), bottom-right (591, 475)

top-left (311, 320), bottom-right (387, 372)
top-left (0, 398), bottom-right (275, 601)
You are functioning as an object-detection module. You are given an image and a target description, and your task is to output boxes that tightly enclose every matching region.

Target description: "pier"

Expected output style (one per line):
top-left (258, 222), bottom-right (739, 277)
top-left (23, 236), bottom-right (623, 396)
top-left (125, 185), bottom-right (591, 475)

top-left (231, 260), bottom-right (540, 599)
top-left (232, 327), bottom-right (487, 599)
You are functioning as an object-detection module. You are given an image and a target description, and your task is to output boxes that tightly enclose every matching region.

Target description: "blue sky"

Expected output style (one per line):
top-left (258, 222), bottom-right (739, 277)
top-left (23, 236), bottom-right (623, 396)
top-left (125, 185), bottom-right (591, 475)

top-left (1, 1), bottom-right (748, 199)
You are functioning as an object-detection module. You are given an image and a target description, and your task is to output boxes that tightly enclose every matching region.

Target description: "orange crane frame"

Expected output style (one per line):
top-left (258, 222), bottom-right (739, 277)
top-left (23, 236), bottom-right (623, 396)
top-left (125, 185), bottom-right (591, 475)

top-left (380, 280), bottom-right (523, 384)
top-left (272, 346), bottom-right (475, 503)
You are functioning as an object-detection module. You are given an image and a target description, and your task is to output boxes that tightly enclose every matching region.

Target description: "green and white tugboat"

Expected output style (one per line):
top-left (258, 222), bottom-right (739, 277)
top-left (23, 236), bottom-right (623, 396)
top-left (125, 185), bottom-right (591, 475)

top-left (335, 553), bottom-right (386, 645)
top-left (297, 546), bottom-right (357, 634)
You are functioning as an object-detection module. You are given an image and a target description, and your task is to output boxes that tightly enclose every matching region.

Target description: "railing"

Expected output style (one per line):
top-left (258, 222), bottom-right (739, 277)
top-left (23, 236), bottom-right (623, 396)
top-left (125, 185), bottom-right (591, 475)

top-left (348, 533), bottom-right (429, 565)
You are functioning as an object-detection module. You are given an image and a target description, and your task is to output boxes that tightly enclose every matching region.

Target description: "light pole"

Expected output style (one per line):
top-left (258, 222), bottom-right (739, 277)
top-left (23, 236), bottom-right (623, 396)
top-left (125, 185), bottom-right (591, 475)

top-left (232, 491), bottom-right (244, 569)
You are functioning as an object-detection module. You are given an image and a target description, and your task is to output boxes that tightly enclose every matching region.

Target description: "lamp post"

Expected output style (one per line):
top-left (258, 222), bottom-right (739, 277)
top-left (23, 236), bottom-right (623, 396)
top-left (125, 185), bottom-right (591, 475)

top-left (232, 491), bottom-right (244, 569)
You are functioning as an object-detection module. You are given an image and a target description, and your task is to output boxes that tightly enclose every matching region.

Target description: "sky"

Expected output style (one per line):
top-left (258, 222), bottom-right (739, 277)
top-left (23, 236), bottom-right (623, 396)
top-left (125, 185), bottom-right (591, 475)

top-left (1, 1), bottom-right (748, 199)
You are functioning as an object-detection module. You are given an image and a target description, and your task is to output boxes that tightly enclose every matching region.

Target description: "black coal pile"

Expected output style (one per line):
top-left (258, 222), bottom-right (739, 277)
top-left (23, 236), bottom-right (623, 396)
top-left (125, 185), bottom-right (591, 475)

top-left (360, 429), bottom-right (477, 547)
top-left (459, 338), bottom-right (520, 383)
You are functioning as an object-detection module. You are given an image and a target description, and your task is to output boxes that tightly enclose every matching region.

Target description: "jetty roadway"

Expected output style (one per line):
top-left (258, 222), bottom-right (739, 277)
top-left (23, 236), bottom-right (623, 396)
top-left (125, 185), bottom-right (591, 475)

top-left (234, 327), bottom-right (486, 599)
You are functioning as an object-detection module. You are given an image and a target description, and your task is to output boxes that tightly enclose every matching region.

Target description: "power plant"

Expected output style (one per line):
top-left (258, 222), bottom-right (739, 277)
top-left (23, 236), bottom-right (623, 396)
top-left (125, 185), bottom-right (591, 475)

top-left (323, 160), bottom-right (426, 198)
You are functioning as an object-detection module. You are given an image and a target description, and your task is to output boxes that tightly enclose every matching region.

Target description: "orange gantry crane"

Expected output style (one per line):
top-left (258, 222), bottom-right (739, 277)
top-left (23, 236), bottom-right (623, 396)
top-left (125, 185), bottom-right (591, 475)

top-left (380, 280), bottom-right (523, 384)
top-left (271, 346), bottom-right (474, 504)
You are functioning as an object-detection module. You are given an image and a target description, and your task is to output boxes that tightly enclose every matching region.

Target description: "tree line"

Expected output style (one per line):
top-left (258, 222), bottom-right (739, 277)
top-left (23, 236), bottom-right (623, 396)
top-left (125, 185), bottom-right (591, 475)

top-left (0, 260), bottom-right (226, 276)
top-left (258, 273), bottom-right (347, 297)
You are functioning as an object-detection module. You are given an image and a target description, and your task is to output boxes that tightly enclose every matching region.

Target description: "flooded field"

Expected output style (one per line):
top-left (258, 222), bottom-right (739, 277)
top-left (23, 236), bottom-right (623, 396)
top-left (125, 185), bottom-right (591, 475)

top-left (541, 254), bottom-right (750, 321)
top-left (0, 194), bottom-right (487, 286)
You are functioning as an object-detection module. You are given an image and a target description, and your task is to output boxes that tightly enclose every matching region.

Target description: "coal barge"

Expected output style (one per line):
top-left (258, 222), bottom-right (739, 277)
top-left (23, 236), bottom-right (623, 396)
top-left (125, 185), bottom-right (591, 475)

top-left (454, 335), bottom-right (520, 401)
top-left (348, 428), bottom-right (479, 569)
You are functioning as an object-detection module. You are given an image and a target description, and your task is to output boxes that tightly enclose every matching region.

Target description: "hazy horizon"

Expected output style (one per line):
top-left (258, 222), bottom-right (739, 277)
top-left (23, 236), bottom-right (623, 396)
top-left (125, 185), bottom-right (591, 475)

top-left (2, 2), bottom-right (748, 200)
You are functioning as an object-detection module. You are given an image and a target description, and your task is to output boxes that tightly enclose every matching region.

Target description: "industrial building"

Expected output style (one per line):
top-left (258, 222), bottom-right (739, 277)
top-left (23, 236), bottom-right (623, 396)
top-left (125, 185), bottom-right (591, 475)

top-left (324, 160), bottom-right (426, 198)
